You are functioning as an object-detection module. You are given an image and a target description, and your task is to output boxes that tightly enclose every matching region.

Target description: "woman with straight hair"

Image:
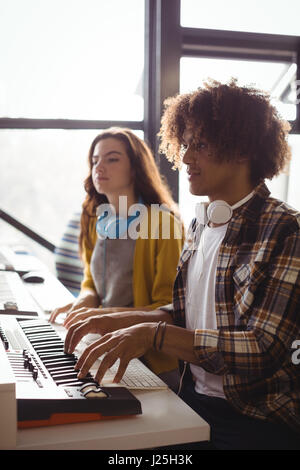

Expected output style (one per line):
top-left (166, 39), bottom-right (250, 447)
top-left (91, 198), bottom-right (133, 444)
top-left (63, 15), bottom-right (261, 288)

top-left (50, 127), bottom-right (183, 379)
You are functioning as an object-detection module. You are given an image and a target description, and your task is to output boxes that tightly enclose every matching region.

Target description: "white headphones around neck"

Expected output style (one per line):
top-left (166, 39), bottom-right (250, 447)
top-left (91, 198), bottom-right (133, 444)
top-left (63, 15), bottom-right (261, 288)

top-left (196, 191), bottom-right (254, 225)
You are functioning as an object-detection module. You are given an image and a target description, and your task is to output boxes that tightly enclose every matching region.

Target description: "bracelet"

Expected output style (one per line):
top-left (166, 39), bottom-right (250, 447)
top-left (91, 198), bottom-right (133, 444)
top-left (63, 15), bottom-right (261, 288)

top-left (153, 321), bottom-right (163, 350)
top-left (158, 321), bottom-right (167, 351)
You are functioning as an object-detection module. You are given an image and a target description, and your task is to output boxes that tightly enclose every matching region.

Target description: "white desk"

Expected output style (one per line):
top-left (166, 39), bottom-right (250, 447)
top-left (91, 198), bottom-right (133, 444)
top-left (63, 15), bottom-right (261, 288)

top-left (16, 389), bottom-right (209, 450)
top-left (1, 247), bottom-right (210, 450)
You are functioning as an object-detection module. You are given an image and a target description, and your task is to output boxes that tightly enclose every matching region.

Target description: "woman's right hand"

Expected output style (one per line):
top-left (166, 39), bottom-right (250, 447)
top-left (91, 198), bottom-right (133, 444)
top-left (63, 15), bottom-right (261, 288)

top-left (49, 302), bottom-right (78, 324)
top-left (49, 289), bottom-right (100, 324)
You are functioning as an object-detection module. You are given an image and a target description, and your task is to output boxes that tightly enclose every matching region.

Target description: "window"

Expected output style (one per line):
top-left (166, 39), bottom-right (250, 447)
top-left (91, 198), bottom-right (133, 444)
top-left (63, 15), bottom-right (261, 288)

top-left (180, 57), bottom-right (297, 121)
top-left (0, 0), bottom-right (145, 269)
top-left (181, 0), bottom-right (300, 36)
top-left (0, 0), bottom-right (144, 120)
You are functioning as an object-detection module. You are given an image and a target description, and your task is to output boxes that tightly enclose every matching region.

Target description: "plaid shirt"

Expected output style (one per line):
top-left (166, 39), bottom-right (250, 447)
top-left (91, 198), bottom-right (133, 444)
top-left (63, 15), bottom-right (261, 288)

top-left (172, 182), bottom-right (300, 433)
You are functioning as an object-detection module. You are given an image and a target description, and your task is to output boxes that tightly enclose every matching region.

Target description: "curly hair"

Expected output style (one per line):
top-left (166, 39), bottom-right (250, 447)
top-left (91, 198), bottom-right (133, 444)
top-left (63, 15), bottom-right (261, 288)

top-left (79, 127), bottom-right (179, 253)
top-left (158, 78), bottom-right (291, 185)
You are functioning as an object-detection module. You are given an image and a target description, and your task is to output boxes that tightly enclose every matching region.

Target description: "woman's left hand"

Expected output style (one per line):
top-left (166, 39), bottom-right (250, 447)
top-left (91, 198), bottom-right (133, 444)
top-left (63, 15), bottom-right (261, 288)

top-left (64, 306), bottom-right (118, 329)
top-left (73, 323), bottom-right (156, 384)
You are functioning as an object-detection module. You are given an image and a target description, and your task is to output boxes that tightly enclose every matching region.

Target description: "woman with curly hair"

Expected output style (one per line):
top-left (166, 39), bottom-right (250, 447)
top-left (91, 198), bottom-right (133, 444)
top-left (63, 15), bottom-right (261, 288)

top-left (50, 127), bottom-right (183, 379)
top-left (64, 81), bottom-right (300, 449)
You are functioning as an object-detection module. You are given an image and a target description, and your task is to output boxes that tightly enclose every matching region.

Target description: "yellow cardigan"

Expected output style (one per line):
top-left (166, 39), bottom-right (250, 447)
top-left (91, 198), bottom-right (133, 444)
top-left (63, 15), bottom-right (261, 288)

top-left (80, 206), bottom-right (184, 375)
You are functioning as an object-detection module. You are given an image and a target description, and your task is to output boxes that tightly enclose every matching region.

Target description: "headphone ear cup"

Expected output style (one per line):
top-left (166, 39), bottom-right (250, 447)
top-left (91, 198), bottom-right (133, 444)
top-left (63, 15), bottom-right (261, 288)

top-left (96, 211), bottom-right (109, 238)
top-left (96, 208), bottom-right (142, 239)
top-left (105, 217), bottom-right (126, 238)
top-left (207, 200), bottom-right (232, 224)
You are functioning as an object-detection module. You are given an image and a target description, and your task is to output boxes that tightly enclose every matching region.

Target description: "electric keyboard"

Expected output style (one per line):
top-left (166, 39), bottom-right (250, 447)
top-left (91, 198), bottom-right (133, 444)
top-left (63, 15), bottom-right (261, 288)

top-left (0, 249), bottom-right (74, 315)
top-left (0, 245), bottom-right (43, 275)
top-left (0, 271), bottom-right (39, 316)
top-left (0, 246), bottom-right (172, 450)
top-left (0, 315), bottom-right (142, 434)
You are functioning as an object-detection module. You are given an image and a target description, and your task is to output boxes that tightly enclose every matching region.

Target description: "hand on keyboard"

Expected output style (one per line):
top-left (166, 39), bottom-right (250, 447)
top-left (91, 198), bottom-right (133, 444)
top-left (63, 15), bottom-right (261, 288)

top-left (75, 333), bottom-right (167, 390)
top-left (67, 323), bottom-right (154, 384)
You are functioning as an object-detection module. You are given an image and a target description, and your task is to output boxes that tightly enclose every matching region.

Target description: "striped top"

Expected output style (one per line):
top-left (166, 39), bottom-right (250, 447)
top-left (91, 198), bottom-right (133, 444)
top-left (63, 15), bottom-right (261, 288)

top-left (54, 212), bottom-right (83, 296)
top-left (172, 182), bottom-right (300, 433)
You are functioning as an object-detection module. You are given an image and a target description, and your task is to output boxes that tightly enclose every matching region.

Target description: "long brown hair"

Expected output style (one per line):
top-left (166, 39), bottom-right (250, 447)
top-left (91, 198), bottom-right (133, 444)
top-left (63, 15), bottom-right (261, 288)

top-left (79, 127), bottom-right (179, 252)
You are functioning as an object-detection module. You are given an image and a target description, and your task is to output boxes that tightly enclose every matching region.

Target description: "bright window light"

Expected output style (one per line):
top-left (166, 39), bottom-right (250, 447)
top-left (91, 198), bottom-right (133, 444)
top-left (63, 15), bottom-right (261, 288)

top-left (181, 0), bottom-right (300, 36)
top-left (0, 0), bottom-right (144, 120)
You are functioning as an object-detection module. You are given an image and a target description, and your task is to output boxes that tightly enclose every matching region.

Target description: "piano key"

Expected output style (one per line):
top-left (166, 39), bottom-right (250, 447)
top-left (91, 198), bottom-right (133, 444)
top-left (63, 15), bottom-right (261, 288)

top-left (34, 342), bottom-right (65, 351)
top-left (23, 325), bottom-right (54, 332)
top-left (42, 355), bottom-right (76, 363)
top-left (29, 339), bottom-right (64, 346)
top-left (26, 331), bottom-right (61, 341)
top-left (26, 334), bottom-right (57, 340)
top-left (56, 379), bottom-right (87, 387)
top-left (54, 376), bottom-right (91, 386)
top-left (35, 348), bottom-right (65, 356)
top-left (48, 367), bottom-right (77, 376)
top-left (53, 376), bottom-right (80, 385)
top-left (50, 370), bottom-right (79, 379)
top-left (19, 320), bottom-right (53, 327)
top-left (28, 336), bottom-right (61, 344)
top-left (45, 361), bottom-right (77, 370)
top-left (20, 326), bottom-right (54, 333)
top-left (38, 352), bottom-right (75, 360)
top-left (27, 335), bottom-right (63, 343)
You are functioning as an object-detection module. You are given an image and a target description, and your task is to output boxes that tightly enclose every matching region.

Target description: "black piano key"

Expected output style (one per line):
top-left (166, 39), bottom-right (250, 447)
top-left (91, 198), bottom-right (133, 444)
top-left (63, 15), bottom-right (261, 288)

top-left (28, 338), bottom-right (59, 344)
top-left (30, 339), bottom-right (64, 347)
top-left (25, 330), bottom-right (58, 336)
top-left (38, 349), bottom-right (73, 356)
top-left (28, 337), bottom-right (61, 345)
top-left (32, 344), bottom-right (64, 351)
top-left (21, 326), bottom-right (54, 333)
top-left (48, 367), bottom-right (77, 376)
top-left (55, 376), bottom-right (92, 386)
top-left (35, 347), bottom-right (65, 355)
top-left (26, 333), bottom-right (57, 339)
top-left (51, 370), bottom-right (79, 379)
top-left (56, 380), bottom-right (88, 387)
top-left (45, 361), bottom-right (77, 370)
top-left (54, 377), bottom-right (81, 385)
top-left (38, 352), bottom-right (75, 360)
top-left (34, 341), bottom-right (64, 349)
top-left (42, 351), bottom-right (75, 358)
top-left (34, 347), bottom-right (65, 354)
top-left (24, 326), bottom-right (54, 331)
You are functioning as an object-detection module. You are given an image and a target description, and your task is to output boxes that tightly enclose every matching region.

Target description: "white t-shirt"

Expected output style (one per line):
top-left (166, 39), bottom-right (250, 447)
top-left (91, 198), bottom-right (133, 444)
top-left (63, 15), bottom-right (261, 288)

top-left (186, 223), bottom-right (228, 398)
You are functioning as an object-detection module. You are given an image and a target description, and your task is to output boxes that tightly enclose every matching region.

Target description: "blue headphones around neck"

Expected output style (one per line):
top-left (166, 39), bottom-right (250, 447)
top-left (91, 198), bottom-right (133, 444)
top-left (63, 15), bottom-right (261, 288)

top-left (96, 197), bottom-right (143, 239)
